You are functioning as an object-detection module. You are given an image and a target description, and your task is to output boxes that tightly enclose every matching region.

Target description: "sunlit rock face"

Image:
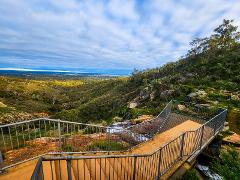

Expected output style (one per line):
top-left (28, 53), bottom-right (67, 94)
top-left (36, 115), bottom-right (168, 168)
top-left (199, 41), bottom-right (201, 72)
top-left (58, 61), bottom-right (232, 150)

top-left (128, 102), bottom-right (139, 109)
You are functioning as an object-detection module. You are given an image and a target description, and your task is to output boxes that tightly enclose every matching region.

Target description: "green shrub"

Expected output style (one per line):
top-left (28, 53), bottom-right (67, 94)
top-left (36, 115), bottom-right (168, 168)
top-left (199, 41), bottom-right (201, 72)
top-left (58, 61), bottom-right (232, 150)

top-left (87, 140), bottom-right (126, 151)
top-left (63, 145), bottom-right (73, 152)
top-left (211, 147), bottom-right (240, 180)
top-left (181, 169), bottom-right (199, 180)
top-left (130, 108), bottom-right (158, 119)
top-left (83, 126), bottom-right (98, 134)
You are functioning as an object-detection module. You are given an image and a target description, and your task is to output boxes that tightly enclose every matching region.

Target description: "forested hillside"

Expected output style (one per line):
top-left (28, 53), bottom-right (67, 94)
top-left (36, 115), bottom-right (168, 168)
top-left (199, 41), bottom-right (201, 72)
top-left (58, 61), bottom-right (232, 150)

top-left (0, 19), bottom-right (239, 133)
top-left (0, 77), bottom-right (138, 124)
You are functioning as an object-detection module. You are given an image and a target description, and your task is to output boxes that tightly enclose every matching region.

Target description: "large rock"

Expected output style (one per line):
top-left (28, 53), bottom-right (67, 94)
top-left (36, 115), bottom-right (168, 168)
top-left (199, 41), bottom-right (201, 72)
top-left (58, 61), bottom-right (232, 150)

top-left (212, 101), bottom-right (219, 105)
top-left (0, 112), bottom-right (48, 124)
top-left (197, 90), bottom-right (207, 97)
top-left (0, 101), bottom-right (7, 107)
top-left (160, 90), bottom-right (175, 99)
top-left (133, 115), bottom-right (153, 124)
top-left (223, 133), bottom-right (240, 146)
top-left (219, 90), bottom-right (231, 99)
top-left (139, 88), bottom-right (150, 101)
top-left (231, 94), bottom-right (240, 101)
top-left (128, 102), bottom-right (139, 109)
top-left (130, 88), bottom-right (150, 107)
top-left (177, 104), bottom-right (186, 111)
top-left (194, 103), bottom-right (211, 109)
top-left (187, 90), bottom-right (207, 98)
top-left (186, 73), bottom-right (195, 77)
top-left (112, 116), bottom-right (122, 122)
top-left (178, 76), bottom-right (187, 83)
top-left (188, 92), bottom-right (197, 98)
top-left (150, 91), bottom-right (156, 101)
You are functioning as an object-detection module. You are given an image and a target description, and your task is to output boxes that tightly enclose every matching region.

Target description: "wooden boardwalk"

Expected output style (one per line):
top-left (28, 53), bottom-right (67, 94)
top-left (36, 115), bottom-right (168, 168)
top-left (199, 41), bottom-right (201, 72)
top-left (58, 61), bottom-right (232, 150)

top-left (0, 120), bottom-right (202, 180)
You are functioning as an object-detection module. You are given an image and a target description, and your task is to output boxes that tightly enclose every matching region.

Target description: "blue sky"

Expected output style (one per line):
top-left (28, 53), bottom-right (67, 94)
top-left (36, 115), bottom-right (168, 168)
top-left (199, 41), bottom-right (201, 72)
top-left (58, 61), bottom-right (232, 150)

top-left (0, 0), bottom-right (240, 72)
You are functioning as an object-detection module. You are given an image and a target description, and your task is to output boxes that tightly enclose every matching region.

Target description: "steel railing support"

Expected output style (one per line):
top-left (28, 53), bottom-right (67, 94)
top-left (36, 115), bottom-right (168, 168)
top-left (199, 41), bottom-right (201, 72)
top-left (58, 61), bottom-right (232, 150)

top-left (133, 156), bottom-right (137, 180)
top-left (2, 103), bottom-right (229, 180)
top-left (180, 133), bottom-right (186, 157)
top-left (58, 119), bottom-right (61, 151)
top-left (107, 128), bottom-right (110, 151)
top-left (199, 125), bottom-right (205, 148)
top-left (157, 149), bottom-right (162, 180)
top-left (67, 158), bottom-right (72, 180)
top-left (0, 151), bottom-right (3, 164)
top-left (30, 157), bottom-right (43, 180)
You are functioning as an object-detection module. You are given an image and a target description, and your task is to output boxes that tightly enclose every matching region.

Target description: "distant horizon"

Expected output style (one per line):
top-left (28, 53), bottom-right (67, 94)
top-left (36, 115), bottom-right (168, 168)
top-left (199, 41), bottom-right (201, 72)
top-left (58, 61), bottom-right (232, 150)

top-left (1, 1), bottom-right (240, 70)
top-left (0, 67), bottom-right (133, 76)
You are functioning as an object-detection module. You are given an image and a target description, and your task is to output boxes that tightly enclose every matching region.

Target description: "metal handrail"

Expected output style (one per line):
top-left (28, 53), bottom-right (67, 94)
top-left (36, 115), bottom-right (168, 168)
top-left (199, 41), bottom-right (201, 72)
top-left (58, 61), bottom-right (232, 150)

top-left (202, 109), bottom-right (227, 126)
top-left (156, 100), bottom-right (173, 130)
top-left (0, 118), bottom-right (44, 128)
top-left (31, 157), bottom-right (43, 180)
top-left (0, 118), bottom-right (105, 129)
top-left (2, 100), bottom-right (228, 179)
top-left (31, 108), bottom-right (227, 179)
top-left (0, 101), bottom-right (174, 154)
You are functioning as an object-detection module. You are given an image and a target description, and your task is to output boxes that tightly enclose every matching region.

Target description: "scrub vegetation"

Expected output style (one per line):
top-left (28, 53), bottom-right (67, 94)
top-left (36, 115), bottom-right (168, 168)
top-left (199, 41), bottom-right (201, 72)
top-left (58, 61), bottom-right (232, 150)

top-left (0, 20), bottom-right (239, 134)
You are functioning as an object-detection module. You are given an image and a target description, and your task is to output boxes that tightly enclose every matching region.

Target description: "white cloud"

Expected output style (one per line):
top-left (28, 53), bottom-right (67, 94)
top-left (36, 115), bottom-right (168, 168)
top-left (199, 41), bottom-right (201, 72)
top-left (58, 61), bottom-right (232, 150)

top-left (0, 0), bottom-right (240, 70)
top-left (108, 0), bottom-right (139, 21)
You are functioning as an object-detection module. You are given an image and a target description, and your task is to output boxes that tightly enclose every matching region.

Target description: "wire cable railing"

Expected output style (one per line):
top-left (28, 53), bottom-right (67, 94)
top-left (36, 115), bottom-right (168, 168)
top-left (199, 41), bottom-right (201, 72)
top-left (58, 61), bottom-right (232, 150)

top-left (129, 100), bottom-right (172, 137)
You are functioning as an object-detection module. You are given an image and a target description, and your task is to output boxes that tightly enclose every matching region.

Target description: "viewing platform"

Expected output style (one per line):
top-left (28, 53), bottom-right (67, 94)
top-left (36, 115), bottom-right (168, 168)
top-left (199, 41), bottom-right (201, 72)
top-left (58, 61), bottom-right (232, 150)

top-left (0, 100), bottom-right (228, 180)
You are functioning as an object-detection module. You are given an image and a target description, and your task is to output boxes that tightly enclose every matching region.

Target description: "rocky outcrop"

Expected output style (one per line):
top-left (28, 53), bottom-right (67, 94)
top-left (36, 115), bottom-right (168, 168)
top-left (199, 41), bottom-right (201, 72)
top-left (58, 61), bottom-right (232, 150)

top-left (177, 76), bottom-right (187, 83)
top-left (150, 91), bottom-right (156, 101)
top-left (219, 90), bottom-right (240, 100)
top-left (160, 90), bottom-right (175, 99)
top-left (186, 73), bottom-right (195, 77)
top-left (138, 88), bottom-right (150, 101)
top-left (112, 116), bottom-right (123, 122)
top-left (231, 94), bottom-right (240, 101)
top-left (223, 133), bottom-right (240, 146)
top-left (177, 104), bottom-right (186, 111)
top-left (188, 90), bottom-right (207, 98)
top-left (128, 102), bottom-right (139, 109)
top-left (128, 87), bottom-right (151, 108)
top-left (0, 112), bottom-right (49, 125)
top-left (194, 103), bottom-right (211, 109)
top-left (132, 115), bottom-right (153, 124)
top-left (0, 101), bottom-right (7, 107)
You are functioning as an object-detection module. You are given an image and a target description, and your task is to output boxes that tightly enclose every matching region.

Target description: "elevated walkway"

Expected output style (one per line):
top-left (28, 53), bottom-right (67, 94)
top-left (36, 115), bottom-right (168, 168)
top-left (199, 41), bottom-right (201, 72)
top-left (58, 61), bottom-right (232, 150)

top-left (0, 101), bottom-right (228, 180)
top-left (0, 119), bottom-right (203, 180)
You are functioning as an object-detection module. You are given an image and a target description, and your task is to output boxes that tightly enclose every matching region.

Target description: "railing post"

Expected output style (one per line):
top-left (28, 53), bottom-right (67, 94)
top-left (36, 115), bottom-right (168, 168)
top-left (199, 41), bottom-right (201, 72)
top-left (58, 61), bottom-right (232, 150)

top-left (213, 120), bottom-right (217, 135)
top-left (30, 157), bottom-right (44, 180)
top-left (67, 158), bottom-right (72, 180)
top-left (107, 128), bottom-right (110, 151)
top-left (157, 149), bottom-right (162, 180)
top-left (199, 125), bottom-right (205, 148)
top-left (58, 119), bottom-right (61, 151)
top-left (0, 151), bottom-right (3, 164)
top-left (133, 156), bottom-right (137, 180)
top-left (180, 133), bottom-right (186, 157)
